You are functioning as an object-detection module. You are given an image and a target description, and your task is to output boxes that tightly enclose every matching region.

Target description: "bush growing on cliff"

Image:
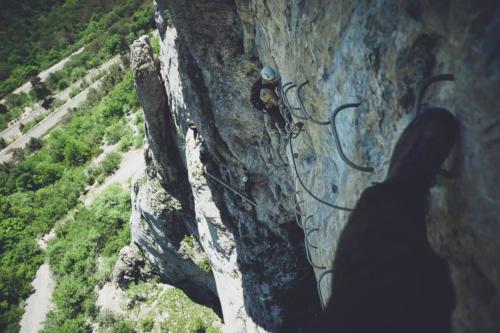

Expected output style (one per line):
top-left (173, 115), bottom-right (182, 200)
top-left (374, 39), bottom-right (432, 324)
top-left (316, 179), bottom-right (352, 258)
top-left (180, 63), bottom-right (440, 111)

top-left (120, 281), bottom-right (221, 333)
top-left (140, 316), bottom-right (155, 332)
top-left (151, 35), bottom-right (160, 55)
top-left (158, 289), bottom-right (221, 333)
top-left (197, 257), bottom-right (213, 273)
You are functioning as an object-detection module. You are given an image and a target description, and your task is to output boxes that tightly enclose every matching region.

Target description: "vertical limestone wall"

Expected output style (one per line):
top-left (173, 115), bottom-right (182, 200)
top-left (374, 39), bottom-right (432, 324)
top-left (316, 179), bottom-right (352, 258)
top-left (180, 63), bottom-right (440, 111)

top-left (129, 0), bottom-right (500, 332)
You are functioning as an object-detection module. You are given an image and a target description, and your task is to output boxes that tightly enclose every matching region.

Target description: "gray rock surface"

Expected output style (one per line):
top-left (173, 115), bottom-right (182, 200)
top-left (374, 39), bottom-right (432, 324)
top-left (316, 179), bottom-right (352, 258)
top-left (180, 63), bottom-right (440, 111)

top-left (128, 173), bottom-right (222, 315)
top-left (129, 36), bottom-right (222, 316)
top-left (113, 245), bottom-right (153, 289)
top-left (238, 2), bottom-right (500, 332)
top-left (185, 133), bottom-right (261, 333)
top-left (129, 1), bottom-right (500, 332)
top-left (154, 1), bottom-right (319, 331)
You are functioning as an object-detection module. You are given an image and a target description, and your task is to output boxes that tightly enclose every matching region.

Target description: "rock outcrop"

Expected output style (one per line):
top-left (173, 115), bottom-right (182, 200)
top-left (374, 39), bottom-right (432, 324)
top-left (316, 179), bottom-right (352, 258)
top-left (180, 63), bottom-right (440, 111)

top-left (113, 245), bottom-right (153, 289)
top-left (129, 36), bottom-right (222, 316)
top-left (128, 1), bottom-right (500, 332)
top-left (185, 133), bottom-right (260, 333)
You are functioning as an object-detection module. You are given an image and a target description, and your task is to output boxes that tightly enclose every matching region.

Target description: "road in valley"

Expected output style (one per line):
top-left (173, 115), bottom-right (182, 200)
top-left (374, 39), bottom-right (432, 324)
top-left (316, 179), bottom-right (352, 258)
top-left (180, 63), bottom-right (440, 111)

top-left (0, 47), bottom-right (85, 105)
top-left (1, 55), bottom-right (121, 143)
top-left (0, 77), bottom-right (105, 163)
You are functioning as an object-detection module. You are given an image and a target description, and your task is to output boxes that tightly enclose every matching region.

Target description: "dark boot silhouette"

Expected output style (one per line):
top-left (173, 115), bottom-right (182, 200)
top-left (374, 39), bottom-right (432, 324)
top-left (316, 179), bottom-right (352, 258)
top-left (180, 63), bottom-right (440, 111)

top-left (315, 108), bottom-right (458, 333)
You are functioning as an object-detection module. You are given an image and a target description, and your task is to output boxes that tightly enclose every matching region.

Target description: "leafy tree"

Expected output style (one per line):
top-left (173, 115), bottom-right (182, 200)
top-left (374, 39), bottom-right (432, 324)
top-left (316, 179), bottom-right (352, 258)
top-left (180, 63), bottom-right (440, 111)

top-left (4, 92), bottom-right (32, 109)
top-left (12, 161), bottom-right (64, 191)
top-left (52, 277), bottom-right (89, 318)
top-left (63, 139), bottom-right (90, 166)
top-left (30, 77), bottom-right (52, 102)
top-left (47, 129), bottom-right (70, 163)
top-left (41, 311), bottom-right (88, 333)
top-left (26, 137), bottom-right (42, 153)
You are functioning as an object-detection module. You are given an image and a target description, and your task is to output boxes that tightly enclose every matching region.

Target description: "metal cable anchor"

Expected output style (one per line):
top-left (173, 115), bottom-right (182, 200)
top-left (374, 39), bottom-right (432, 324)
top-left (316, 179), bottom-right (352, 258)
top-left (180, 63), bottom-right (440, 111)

top-left (330, 103), bottom-right (374, 173)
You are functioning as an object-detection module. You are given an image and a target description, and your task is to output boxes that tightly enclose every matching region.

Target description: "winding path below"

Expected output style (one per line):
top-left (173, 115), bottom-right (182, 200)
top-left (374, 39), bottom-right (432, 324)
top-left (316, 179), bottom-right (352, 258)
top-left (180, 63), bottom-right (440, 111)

top-left (18, 264), bottom-right (55, 333)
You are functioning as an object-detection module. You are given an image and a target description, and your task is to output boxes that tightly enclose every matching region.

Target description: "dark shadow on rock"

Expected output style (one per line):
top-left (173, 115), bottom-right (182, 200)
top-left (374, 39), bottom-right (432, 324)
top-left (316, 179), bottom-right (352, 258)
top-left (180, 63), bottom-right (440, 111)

top-left (313, 182), bottom-right (456, 333)
top-left (200, 144), bottom-right (321, 331)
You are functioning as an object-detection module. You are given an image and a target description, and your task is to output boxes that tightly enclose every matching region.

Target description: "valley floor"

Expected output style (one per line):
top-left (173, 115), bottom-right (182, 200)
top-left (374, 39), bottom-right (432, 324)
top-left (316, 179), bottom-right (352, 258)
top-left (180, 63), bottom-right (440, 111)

top-left (18, 135), bottom-right (145, 333)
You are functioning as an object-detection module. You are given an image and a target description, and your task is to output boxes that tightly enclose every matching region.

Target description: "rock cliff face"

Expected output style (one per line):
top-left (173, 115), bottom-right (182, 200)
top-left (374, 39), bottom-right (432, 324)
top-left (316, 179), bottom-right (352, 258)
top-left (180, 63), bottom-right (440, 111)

top-left (129, 36), bottom-right (222, 316)
top-left (129, 1), bottom-right (500, 332)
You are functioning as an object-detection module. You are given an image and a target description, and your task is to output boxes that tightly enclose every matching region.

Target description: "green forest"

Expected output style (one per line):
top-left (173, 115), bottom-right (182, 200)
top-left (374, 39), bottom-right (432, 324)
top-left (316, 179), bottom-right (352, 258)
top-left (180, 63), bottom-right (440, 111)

top-left (0, 65), bottom-right (140, 332)
top-left (0, 1), bottom-right (223, 332)
top-left (0, 0), bottom-right (155, 130)
top-left (0, 0), bottom-right (154, 96)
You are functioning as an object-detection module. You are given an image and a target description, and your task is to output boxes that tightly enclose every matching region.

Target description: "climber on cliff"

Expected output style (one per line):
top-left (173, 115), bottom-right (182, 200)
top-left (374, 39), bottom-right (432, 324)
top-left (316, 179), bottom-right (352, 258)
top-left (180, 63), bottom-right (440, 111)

top-left (312, 107), bottom-right (458, 333)
top-left (241, 173), bottom-right (267, 199)
top-left (251, 66), bottom-right (297, 134)
top-left (186, 118), bottom-right (200, 142)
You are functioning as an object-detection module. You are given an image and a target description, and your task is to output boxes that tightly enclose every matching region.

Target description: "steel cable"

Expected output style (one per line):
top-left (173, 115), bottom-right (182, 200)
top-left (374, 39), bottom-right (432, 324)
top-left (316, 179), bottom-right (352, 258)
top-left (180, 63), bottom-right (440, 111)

top-left (204, 169), bottom-right (257, 207)
top-left (294, 198), bottom-right (306, 229)
top-left (289, 135), bottom-right (353, 211)
top-left (280, 75), bottom-right (453, 312)
top-left (317, 269), bottom-right (334, 310)
top-left (304, 236), bottom-right (327, 269)
top-left (281, 81), bottom-right (374, 173)
top-left (414, 74), bottom-right (455, 116)
top-left (306, 228), bottom-right (320, 249)
top-left (296, 81), bottom-right (332, 125)
top-left (277, 80), bottom-right (378, 311)
top-left (330, 103), bottom-right (374, 172)
top-left (294, 190), bottom-right (331, 309)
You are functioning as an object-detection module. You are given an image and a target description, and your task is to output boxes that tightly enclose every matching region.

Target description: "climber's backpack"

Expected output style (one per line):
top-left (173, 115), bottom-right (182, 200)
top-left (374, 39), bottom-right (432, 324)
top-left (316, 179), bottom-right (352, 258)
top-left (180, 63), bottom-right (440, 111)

top-left (251, 78), bottom-right (281, 111)
top-left (250, 79), bottom-right (265, 110)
